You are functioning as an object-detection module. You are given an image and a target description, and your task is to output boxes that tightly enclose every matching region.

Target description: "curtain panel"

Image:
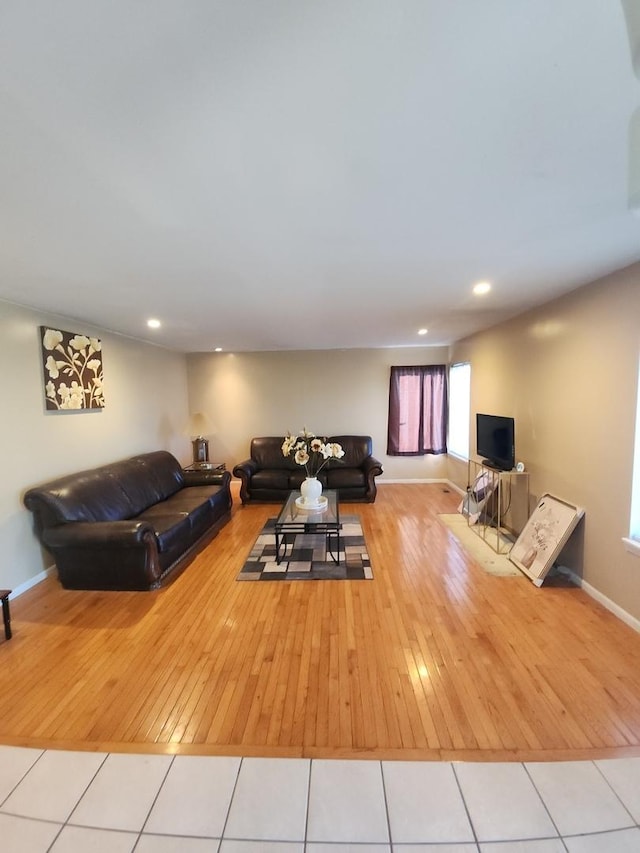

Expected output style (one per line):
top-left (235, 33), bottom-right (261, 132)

top-left (387, 364), bottom-right (448, 456)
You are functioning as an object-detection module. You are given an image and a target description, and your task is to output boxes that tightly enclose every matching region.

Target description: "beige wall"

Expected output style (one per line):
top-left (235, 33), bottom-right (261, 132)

top-left (186, 346), bottom-right (450, 481)
top-left (449, 262), bottom-right (640, 620)
top-left (1, 299), bottom-right (190, 592)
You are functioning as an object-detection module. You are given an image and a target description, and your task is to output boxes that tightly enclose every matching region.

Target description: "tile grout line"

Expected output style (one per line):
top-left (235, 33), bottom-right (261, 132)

top-left (450, 760), bottom-right (481, 849)
top-left (379, 759), bottom-right (394, 849)
top-left (47, 748), bottom-right (110, 853)
top-left (133, 750), bottom-right (176, 848)
top-left (521, 759), bottom-right (568, 849)
top-left (304, 757), bottom-right (313, 848)
top-left (217, 753), bottom-right (244, 843)
top-left (592, 757), bottom-right (640, 830)
top-left (0, 745), bottom-right (44, 811)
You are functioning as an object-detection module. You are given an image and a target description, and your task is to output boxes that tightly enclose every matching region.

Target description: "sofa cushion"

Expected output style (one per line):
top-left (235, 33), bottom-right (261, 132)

top-left (252, 468), bottom-right (292, 490)
top-left (326, 435), bottom-right (372, 468)
top-left (105, 459), bottom-right (170, 516)
top-left (26, 468), bottom-right (137, 525)
top-left (325, 467), bottom-right (365, 489)
top-left (130, 451), bottom-right (185, 502)
top-left (137, 512), bottom-right (191, 554)
top-left (178, 485), bottom-right (226, 509)
top-left (251, 437), bottom-right (297, 470)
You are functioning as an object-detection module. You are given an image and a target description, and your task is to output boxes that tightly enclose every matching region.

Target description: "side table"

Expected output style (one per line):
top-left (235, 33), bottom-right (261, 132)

top-left (183, 462), bottom-right (226, 472)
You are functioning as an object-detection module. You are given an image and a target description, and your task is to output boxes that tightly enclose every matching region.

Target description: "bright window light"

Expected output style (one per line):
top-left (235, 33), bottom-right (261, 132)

top-left (629, 357), bottom-right (640, 541)
top-left (448, 362), bottom-right (471, 459)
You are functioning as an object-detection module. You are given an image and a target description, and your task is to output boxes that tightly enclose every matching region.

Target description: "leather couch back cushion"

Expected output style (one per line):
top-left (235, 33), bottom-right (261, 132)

top-left (251, 437), bottom-right (298, 470)
top-left (29, 468), bottom-right (137, 525)
top-left (327, 435), bottom-right (372, 468)
top-left (250, 435), bottom-right (373, 470)
top-left (25, 451), bottom-right (185, 527)
top-left (126, 452), bottom-right (184, 509)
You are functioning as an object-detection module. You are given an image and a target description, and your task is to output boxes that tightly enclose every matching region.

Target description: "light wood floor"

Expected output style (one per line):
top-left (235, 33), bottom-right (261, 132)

top-left (3, 482), bottom-right (640, 761)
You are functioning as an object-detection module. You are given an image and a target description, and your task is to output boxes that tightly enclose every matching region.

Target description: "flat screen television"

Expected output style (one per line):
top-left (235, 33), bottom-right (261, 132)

top-left (476, 413), bottom-right (515, 471)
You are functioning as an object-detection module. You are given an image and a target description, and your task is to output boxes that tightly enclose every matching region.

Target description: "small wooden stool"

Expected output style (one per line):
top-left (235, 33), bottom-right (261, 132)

top-left (0, 590), bottom-right (12, 640)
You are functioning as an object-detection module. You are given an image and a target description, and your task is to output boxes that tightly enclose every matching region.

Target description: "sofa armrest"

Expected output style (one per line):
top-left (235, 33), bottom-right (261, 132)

top-left (362, 456), bottom-right (383, 476)
top-left (361, 455), bottom-right (384, 502)
top-left (182, 469), bottom-right (231, 488)
top-left (233, 459), bottom-right (257, 475)
top-left (43, 520), bottom-right (156, 550)
top-left (232, 459), bottom-right (258, 505)
top-left (42, 521), bottom-right (163, 590)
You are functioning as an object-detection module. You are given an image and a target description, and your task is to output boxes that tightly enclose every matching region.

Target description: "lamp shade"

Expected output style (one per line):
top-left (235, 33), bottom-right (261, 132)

top-left (187, 412), bottom-right (212, 438)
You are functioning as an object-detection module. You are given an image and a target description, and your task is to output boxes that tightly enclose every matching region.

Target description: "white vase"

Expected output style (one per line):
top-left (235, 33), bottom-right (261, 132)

top-left (300, 476), bottom-right (323, 506)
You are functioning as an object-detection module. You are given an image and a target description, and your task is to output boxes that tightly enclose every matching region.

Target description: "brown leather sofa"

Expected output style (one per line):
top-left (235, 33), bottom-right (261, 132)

top-left (233, 435), bottom-right (383, 504)
top-left (24, 451), bottom-right (232, 591)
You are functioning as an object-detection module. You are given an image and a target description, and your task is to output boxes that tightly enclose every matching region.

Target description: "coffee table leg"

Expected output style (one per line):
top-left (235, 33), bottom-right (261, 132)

top-left (327, 528), bottom-right (342, 565)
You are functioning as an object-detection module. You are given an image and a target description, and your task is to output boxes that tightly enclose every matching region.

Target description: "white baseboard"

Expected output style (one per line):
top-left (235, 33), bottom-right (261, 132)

top-left (559, 567), bottom-right (640, 634)
top-left (10, 565), bottom-right (56, 600)
top-left (446, 480), bottom-right (466, 497)
top-left (380, 478), bottom-right (449, 484)
top-left (379, 478), bottom-right (466, 495)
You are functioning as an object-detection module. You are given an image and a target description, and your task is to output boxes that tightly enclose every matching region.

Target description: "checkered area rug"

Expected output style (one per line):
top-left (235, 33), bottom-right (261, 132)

top-left (236, 515), bottom-right (373, 581)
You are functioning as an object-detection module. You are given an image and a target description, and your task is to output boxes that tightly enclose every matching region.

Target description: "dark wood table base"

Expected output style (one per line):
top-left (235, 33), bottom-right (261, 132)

top-left (0, 590), bottom-right (12, 640)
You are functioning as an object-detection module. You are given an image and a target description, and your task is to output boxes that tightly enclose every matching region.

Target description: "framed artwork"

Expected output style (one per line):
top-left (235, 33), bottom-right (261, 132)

top-left (40, 326), bottom-right (105, 410)
top-left (509, 493), bottom-right (584, 586)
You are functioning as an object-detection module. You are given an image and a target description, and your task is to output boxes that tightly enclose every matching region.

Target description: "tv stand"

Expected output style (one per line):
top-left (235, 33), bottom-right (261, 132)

top-left (480, 459), bottom-right (510, 472)
top-left (463, 459), bottom-right (530, 554)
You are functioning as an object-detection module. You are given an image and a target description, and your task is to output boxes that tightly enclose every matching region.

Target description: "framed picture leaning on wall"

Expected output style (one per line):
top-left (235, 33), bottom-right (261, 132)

top-left (509, 493), bottom-right (584, 586)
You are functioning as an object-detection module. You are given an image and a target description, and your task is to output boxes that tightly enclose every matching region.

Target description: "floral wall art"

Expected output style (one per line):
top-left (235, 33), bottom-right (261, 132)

top-left (509, 493), bottom-right (584, 586)
top-left (40, 326), bottom-right (105, 411)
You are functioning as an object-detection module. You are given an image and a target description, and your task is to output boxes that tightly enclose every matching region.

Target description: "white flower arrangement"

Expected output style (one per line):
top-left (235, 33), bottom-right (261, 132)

top-left (41, 327), bottom-right (105, 410)
top-left (281, 428), bottom-right (345, 477)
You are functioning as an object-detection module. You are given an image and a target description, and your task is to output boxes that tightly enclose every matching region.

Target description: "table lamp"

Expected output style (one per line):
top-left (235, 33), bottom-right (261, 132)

top-left (188, 412), bottom-right (212, 468)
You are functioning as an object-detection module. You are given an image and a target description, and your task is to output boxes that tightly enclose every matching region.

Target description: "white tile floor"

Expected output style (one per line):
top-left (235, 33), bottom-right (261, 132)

top-left (1, 746), bottom-right (640, 851)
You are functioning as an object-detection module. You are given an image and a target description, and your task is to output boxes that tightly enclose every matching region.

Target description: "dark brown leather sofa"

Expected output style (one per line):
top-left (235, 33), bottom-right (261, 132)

top-left (24, 451), bottom-right (232, 591)
top-left (233, 435), bottom-right (383, 504)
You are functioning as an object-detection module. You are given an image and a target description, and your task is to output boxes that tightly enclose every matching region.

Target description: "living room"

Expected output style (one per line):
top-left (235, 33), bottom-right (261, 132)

top-left (2, 261), bottom-right (639, 627)
top-left (3, 2), bottom-right (640, 847)
top-left (0, 264), bottom-right (640, 853)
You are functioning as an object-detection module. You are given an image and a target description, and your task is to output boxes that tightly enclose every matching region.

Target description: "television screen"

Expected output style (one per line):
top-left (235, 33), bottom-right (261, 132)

top-left (476, 413), bottom-right (515, 470)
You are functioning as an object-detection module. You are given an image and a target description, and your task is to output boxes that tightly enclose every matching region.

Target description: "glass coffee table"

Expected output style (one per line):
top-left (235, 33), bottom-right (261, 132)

top-left (274, 489), bottom-right (341, 565)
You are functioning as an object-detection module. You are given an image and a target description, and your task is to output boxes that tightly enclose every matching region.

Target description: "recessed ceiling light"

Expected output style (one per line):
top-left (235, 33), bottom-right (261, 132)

top-left (418, 328), bottom-right (428, 335)
top-left (214, 347), bottom-right (222, 352)
top-left (147, 318), bottom-right (161, 329)
top-left (473, 281), bottom-right (492, 295)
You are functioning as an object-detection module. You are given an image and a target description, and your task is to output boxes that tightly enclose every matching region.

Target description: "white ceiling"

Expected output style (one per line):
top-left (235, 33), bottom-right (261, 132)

top-left (1, 1), bottom-right (639, 353)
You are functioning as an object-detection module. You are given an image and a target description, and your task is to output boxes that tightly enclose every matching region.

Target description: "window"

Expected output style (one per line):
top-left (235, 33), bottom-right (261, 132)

top-left (448, 362), bottom-right (471, 459)
top-left (624, 357), bottom-right (640, 555)
top-left (630, 360), bottom-right (640, 538)
top-left (387, 365), bottom-right (447, 455)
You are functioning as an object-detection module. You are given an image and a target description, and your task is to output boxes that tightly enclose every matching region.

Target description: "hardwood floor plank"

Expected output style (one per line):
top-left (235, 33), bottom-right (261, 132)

top-left (3, 483), bottom-right (640, 760)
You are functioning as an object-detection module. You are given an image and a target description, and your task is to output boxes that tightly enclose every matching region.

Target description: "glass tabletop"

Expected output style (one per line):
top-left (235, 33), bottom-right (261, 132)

top-left (276, 489), bottom-right (340, 527)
